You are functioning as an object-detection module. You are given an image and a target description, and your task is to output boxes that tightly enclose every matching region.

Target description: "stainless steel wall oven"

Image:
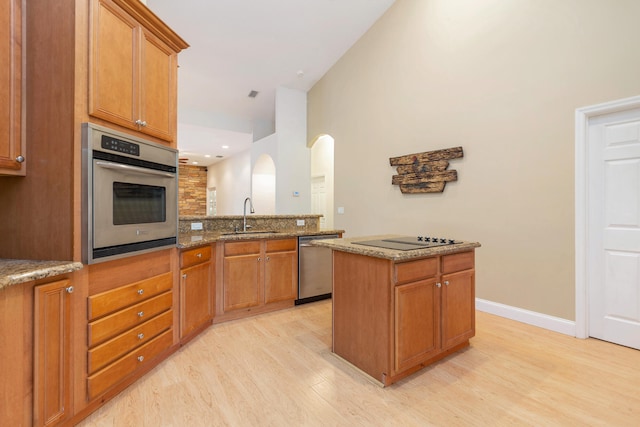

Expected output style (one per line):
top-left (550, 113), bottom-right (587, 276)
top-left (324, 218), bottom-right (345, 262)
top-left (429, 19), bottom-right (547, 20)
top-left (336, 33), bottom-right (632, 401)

top-left (82, 123), bottom-right (178, 264)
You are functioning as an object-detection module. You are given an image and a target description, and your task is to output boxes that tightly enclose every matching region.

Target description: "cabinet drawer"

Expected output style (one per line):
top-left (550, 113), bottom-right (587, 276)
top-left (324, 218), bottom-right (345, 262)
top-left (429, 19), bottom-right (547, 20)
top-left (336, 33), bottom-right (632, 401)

top-left (88, 272), bottom-right (173, 320)
top-left (395, 257), bottom-right (438, 284)
top-left (266, 238), bottom-right (297, 253)
top-left (181, 245), bottom-right (212, 268)
top-left (88, 291), bottom-right (172, 346)
top-left (88, 309), bottom-right (173, 374)
top-left (224, 240), bottom-right (261, 257)
top-left (87, 328), bottom-right (173, 400)
top-left (442, 251), bottom-right (474, 274)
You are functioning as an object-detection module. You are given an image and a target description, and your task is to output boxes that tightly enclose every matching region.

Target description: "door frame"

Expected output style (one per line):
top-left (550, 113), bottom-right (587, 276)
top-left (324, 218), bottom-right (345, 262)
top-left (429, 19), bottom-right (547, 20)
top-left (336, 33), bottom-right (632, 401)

top-left (574, 95), bottom-right (640, 339)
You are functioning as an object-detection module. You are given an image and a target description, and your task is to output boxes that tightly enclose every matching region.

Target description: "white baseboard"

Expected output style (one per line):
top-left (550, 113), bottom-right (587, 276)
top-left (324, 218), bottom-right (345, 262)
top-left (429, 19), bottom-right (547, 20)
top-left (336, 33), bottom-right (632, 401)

top-left (476, 299), bottom-right (576, 337)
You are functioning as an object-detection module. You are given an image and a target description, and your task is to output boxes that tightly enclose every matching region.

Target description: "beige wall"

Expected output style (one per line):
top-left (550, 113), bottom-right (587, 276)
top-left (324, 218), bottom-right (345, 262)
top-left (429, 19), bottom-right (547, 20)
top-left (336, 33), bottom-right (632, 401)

top-left (307, 0), bottom-right (640, 320)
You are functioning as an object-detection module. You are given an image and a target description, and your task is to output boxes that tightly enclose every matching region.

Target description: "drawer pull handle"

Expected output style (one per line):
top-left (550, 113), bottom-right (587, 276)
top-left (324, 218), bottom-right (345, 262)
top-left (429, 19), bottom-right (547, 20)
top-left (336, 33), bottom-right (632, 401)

top-left (65, 286), bottom-right (74, 294)
top-left (137, 289), bottom-right (144, 295)
top-left (137, 311), bottom-right (144, 318)
top-left (138, 333), bottom-right (144, 340)
top-left (137, 355), bottom-right (144, 362)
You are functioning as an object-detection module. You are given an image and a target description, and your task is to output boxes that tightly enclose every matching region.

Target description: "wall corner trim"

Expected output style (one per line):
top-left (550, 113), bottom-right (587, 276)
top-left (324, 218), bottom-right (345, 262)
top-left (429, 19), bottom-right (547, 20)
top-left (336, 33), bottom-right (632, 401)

top-left (476, 299), bottom-right (576, 337)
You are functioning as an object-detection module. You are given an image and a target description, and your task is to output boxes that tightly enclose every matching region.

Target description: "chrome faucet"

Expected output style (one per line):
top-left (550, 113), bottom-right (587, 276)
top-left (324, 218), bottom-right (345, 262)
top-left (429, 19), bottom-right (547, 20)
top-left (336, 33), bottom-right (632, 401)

top-left (243, 197), bottom-right (255, 231)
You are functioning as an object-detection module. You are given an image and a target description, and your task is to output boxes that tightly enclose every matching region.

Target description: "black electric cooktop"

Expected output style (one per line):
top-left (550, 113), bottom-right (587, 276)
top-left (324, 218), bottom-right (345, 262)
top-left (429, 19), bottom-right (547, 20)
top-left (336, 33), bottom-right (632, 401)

top-left (352, 236), bottom-right (461, 251)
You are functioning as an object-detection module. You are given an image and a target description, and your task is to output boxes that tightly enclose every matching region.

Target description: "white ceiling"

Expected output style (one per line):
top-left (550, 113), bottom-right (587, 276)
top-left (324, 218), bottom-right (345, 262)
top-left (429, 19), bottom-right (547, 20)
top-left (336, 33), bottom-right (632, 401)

top-left (145, 0), bottom-right (396, 166)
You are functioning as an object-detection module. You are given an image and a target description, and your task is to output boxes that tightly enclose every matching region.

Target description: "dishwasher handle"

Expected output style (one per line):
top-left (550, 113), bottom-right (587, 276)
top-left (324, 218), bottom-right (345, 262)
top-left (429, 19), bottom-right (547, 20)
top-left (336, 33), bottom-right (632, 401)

top-left (298, 234), bottom-right (340, 246)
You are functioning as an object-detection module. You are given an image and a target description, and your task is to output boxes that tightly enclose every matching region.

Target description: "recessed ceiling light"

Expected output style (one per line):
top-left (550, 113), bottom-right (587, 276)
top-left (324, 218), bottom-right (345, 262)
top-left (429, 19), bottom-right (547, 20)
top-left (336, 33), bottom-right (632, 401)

top-left (192, 161), bottom-right (198, 165)
top-left (222, 145), bottom-right (229, 149)
top-left (204, 154), bottom-right (211, 158)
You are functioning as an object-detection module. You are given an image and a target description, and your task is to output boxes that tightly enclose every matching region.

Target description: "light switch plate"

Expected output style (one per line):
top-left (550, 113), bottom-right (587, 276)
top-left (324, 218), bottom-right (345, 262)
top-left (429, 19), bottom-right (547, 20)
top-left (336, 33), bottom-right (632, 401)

top-left (191, 222), bottom-right (203, 230)
top-left (296, 219), bottom-right (305, 226)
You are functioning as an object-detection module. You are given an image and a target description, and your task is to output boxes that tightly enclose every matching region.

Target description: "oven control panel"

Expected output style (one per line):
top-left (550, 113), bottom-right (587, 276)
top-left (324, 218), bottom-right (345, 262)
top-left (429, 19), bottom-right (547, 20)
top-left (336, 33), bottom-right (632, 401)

top-left (101, 135), bottom-right (140, 156)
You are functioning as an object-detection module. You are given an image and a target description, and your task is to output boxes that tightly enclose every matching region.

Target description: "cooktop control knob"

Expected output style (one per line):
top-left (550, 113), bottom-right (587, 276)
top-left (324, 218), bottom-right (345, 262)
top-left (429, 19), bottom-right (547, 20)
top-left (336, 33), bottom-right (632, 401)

top-left (448, 239), bottom-right (455, 244)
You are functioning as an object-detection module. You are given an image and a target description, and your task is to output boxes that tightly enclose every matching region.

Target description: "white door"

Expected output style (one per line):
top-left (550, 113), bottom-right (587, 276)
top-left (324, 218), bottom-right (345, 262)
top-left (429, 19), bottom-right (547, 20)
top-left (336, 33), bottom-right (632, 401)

top-left (311, 176), bottom-right (327, 229)
top-left (588, 107), bottom-right (640, 350)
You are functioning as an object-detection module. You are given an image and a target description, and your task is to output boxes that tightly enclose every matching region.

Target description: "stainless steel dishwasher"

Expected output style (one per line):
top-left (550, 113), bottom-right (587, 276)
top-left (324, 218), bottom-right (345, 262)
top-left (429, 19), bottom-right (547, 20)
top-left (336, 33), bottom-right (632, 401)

top-left (296, 234), bottom-right (339, 305)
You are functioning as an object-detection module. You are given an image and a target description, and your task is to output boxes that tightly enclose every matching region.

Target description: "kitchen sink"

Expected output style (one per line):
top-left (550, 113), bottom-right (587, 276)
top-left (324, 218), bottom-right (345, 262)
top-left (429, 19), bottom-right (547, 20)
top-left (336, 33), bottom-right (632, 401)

top-left (221, 230), bottom-right (279, 235)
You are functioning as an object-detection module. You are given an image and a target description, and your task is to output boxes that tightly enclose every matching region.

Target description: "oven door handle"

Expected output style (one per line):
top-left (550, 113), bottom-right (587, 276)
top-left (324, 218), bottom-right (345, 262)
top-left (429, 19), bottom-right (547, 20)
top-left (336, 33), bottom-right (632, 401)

top-left (95, 161), bottom-right (176, 178)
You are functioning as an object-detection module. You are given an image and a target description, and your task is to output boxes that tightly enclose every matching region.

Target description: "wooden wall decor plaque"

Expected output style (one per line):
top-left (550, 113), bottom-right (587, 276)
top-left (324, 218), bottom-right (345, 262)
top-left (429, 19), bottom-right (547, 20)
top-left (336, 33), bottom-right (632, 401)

top-left (389, 147), bottom-right (463, 194)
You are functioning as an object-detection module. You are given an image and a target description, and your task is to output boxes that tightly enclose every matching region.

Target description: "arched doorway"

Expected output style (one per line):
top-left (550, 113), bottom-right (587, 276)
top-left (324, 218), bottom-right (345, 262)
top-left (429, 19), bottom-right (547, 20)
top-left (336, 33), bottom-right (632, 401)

top-left (309, 134), bottom-right (335, 229)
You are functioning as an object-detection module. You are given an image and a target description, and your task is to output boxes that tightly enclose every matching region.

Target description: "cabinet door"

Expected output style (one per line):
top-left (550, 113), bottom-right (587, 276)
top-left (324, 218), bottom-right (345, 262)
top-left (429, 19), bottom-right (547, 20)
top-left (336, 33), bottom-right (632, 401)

top-left (89, 0), bottom-right (138, 131)
top-left (223, 254), bottom-right (261, 311)
top-left (34, 279), bottom-right (73, 427)
top-left (264, 251), bottom-right (297, 304)
top-left (0, 0), bottom-right (25, 175)
top-left (180, 261), bottom-right (212, 338)
top-left (394, 278), bottom-right (440, 373)
top-left (441, 269), bottom-right (475, 350)
top-left (139, 28), bottom-right (176, 142)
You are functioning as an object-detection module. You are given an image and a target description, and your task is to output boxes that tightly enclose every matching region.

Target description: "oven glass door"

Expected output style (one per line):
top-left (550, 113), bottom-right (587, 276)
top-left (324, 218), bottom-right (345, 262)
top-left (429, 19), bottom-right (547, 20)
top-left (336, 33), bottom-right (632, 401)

top-left (92, 159), bottom-right (177, 249)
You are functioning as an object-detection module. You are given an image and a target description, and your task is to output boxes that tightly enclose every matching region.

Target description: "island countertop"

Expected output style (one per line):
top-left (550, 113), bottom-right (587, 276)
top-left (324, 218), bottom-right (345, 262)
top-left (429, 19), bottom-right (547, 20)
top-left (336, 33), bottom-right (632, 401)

top-left (0, 259), bottom-right (83, 290)
top-left (310, 234), bottom-right (481, 262)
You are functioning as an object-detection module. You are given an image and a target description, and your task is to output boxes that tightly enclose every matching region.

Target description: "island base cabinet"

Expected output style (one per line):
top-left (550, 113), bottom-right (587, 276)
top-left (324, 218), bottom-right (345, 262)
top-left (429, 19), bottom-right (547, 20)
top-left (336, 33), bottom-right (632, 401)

top-left (394, 278), bottom-right (440, 373)
top-left (34, 279), bottom-right (73, 427)
top-left (441, 269), bottom-right (475, 350)
top-left (332, 249), bottom-right (476, 386)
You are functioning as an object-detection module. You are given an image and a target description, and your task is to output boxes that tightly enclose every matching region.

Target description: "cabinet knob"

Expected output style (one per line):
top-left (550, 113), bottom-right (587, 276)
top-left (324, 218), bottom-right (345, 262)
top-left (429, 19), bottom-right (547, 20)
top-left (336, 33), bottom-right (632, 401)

top-left (444, 280), bottom-right (450, 286)
top-left (436, 282), bottom-right (442, 288)
top-left (137, 355), bottom-right (144, 362)
top-left (196, 253), bottom-right (202, 258)
top-left (65, 286), bottom-right (74, 294)
top-left (182, 273), bottom-right (187, 279)
top-left (137, 289), bottom-right (144, 295)
top-left (138, 333), bottom-right (144, 340)
top-left (16, 155), bottom-right (25, 163)
top-left (137, 311), bottom-right (144, 318)
top-left (257, 257), bottom-right (261, 262)
top-left (266, 256), bottom-right (270, 262)
top-left (140, 121), bottom-right (147, 127)
top-left (135, 119), bottom-right (142, 125)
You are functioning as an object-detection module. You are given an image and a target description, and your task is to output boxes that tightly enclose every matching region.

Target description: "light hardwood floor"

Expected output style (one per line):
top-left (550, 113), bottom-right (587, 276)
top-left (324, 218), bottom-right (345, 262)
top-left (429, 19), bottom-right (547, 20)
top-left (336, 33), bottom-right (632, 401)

top-left (78, 300), bottom-right (640, 427)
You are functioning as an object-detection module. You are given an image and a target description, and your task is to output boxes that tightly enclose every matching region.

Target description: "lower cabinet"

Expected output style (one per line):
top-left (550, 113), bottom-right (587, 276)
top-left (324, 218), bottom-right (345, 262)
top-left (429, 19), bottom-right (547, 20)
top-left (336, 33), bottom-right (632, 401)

top-left (179, 245), bottom-right (214, 340)
top-left (219, 238), bottom-right (297, 321)
top-left (333, 249), bottom-right (476, 386)
top-left (33, 279), bottom-right (74, 427)
top-left (86, 271), bottom-right (174, 400)
top-left (394, 277), bottom-right (440, 373)
top-left (393, 251), bottom-right (475, 379)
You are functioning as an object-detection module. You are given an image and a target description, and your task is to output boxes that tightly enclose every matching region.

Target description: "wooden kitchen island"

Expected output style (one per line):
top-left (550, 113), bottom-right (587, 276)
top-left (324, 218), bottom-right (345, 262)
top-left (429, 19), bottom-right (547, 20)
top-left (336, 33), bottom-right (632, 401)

top-left (312, 235), bottom-right (481, 386)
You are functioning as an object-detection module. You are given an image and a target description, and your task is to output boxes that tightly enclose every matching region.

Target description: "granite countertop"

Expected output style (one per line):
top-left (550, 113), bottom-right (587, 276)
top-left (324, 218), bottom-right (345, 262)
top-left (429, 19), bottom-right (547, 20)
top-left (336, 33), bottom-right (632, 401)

top-left (178, 229), bottom-right (345, 249)
top-left (310, 234), bottom-right (481, 262)
top-left (0, 259), bottom-right (83, 290)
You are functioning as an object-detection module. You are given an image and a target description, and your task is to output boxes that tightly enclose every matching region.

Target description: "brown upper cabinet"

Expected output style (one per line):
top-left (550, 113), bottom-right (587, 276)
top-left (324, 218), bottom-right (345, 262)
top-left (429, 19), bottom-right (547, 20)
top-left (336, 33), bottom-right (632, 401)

top-left (89, 0), bottom-right (189, 143)
top-left (0, 0), bottom-right (25, 175)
